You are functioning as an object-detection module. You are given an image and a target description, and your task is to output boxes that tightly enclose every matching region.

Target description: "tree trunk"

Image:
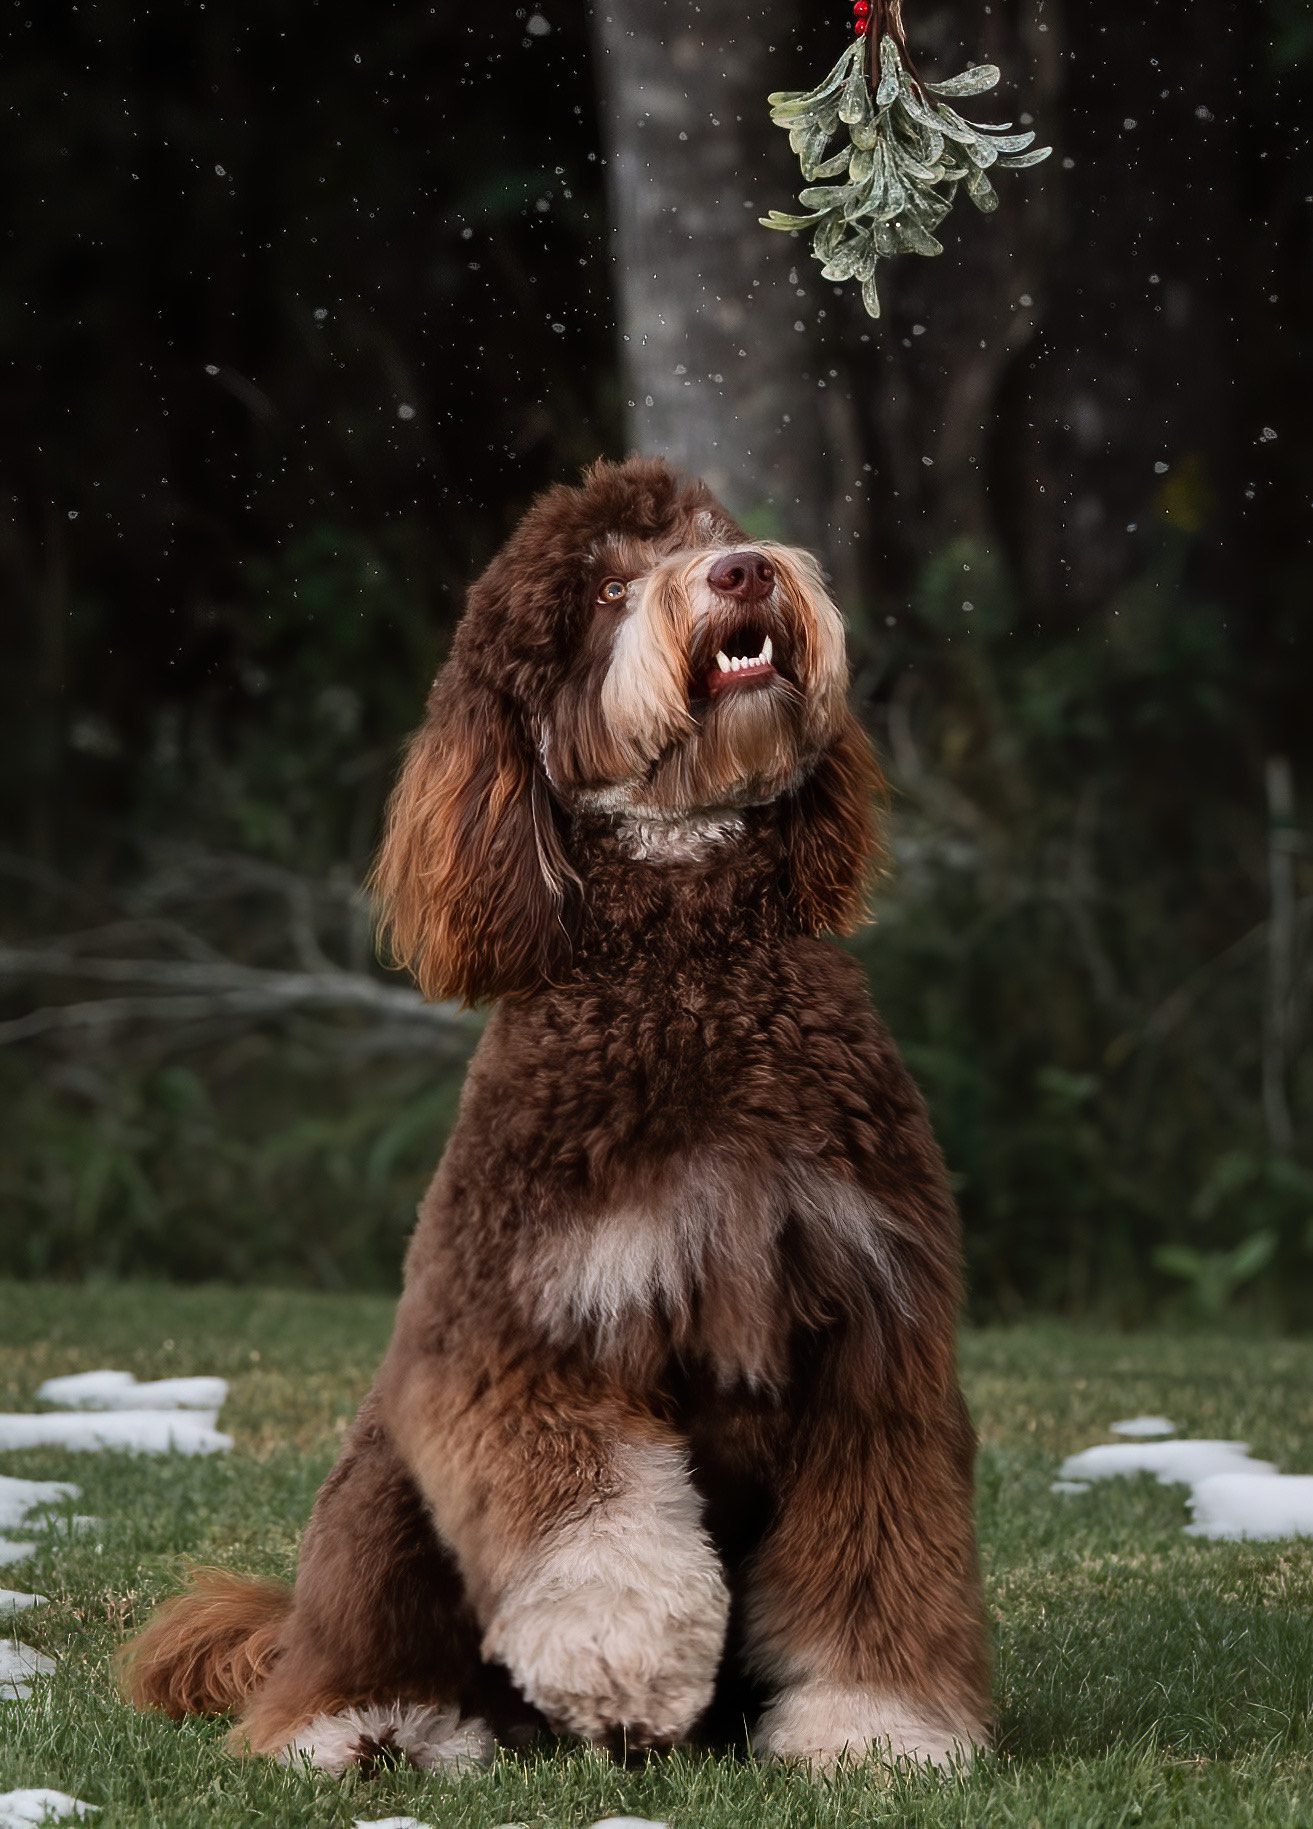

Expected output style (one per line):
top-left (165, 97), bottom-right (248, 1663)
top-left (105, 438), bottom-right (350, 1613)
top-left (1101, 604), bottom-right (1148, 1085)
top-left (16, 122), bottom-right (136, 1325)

top-left (591, 3), bottom-right (857, 570)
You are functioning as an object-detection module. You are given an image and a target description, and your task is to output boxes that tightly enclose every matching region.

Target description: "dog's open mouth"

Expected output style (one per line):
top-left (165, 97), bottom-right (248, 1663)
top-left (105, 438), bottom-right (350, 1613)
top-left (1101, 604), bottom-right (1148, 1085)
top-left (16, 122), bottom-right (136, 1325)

top-left (697, 619), bottom-right (780, 701)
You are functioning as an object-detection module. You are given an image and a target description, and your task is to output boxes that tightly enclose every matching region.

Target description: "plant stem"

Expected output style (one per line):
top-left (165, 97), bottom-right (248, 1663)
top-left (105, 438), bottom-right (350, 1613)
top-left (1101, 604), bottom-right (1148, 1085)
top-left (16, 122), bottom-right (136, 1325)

top-left (871, 0), bottom-right (927, 95)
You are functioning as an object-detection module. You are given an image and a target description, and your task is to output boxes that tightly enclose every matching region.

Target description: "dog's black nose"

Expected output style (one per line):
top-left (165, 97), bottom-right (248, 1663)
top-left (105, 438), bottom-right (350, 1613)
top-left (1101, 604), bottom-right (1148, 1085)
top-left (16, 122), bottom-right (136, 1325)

top-left (708, 550), bottom-right (775, 602)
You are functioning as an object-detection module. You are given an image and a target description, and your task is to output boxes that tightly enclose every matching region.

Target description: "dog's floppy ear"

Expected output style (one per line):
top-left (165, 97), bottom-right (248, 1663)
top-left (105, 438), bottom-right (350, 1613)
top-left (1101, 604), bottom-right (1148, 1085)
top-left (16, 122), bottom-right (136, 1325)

top-left (781, 708), bottom-right (886, 937)
top-left (369, 652), bottom-right (575, 1005)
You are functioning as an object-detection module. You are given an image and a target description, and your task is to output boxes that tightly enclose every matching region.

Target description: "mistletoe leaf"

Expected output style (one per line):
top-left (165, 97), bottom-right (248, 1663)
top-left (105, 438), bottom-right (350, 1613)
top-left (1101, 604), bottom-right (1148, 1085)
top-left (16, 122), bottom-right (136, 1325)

top-left (892, 144), bottom-right (942, 186)
top-left (789, 118), bottom-right (816, 160)
top-left (807, 146), bottom-right (854, 180)
top-left (997, 144), bottom-right (1053, 168)
top-left (850, 114), bottom-right (881, 151)
top-left (964, 165), bottom-right (999, 212)
top-left (898, 85), bottom-right (952, 135)
top-left (919, 123), bottom-right (946, 165)
top-left (795, 115), bottom-right (839, 175)
top-left (780, 97), bottom-right (840, 135)
top-left (918, 100), bottom-right (992, 147)
top-left (876, 65), bottom-right (899, 107)
top-left (814, 216), bottom-right (848, 258)
top-left (976, 129), bottom-right (1037, 153)
top-left (767, 42), bottom-right (859, 114)
top-left (819, 235), bottom-right (869, 281)
top-left (965, 135), bottom-right (1000, 168)
top-left (861, 267), bottom-right (882, 318)
top-left (838, 67), bottom-right (873, 127)
top-left (759, 209), bottom-right (827, 231)
top-left (896, 217), bottom-right (944, 256)
top-left (926, 64), bottom-right (1000, 98)
top-left (798, 182), bottom-right (856, 211)
top-left (877, 146), bottom-right (909, 215)
top-left (849, 144), bottom-right (876, 186)
top-left (845, 145), bottom-right (895, 221)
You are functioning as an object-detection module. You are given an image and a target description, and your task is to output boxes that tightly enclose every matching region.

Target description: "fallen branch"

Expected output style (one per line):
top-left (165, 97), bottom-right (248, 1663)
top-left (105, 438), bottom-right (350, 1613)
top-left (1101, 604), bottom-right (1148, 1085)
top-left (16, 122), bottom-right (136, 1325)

top-left (0, 942), bottom-right (474, 1046)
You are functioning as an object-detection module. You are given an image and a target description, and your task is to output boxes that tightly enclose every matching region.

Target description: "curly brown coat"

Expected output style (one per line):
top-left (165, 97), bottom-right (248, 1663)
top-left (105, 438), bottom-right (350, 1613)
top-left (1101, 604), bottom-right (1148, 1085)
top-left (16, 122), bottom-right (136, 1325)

top-left (121, 456), bottom-right (990, 1777)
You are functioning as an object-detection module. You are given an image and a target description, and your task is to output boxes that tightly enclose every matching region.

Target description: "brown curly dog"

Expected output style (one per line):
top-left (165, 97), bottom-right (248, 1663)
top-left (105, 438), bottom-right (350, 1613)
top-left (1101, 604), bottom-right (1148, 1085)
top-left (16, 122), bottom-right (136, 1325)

top-left (122, 456), bottom-right (989, 1777)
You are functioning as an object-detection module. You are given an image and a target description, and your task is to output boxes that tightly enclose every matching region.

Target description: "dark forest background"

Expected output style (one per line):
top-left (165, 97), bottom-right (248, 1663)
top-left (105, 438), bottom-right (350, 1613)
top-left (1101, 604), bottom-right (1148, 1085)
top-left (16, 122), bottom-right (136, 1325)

top-left (2, 0), bottom-right (1309, 1321)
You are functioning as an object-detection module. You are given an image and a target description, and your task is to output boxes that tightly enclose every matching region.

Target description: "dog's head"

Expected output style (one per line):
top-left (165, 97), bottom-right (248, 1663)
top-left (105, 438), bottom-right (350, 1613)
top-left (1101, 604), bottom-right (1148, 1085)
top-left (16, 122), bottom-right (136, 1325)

top-left (372, 457), bottom-right (882, 1002)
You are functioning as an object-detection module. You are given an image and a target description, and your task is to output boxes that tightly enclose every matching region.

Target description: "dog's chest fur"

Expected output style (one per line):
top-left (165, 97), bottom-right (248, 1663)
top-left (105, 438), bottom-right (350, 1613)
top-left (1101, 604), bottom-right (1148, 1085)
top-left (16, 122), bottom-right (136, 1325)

top-left (519, 1153), bottom-right (903, 1390)
top-left (434, 920), bottom-right (928, 1394)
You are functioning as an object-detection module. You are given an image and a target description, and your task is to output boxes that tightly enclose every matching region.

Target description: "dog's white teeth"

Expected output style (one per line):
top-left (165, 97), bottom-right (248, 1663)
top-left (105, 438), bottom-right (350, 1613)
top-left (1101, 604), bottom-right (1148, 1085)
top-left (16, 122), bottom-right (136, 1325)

top-left (716, 641), bottom-right (774, 676)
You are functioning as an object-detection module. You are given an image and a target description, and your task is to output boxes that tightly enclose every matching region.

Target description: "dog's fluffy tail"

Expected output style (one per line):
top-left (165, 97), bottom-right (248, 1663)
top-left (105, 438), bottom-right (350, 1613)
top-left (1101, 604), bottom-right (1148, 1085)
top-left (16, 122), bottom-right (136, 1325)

top-left (119, 1568), bottom-right (291, 1717)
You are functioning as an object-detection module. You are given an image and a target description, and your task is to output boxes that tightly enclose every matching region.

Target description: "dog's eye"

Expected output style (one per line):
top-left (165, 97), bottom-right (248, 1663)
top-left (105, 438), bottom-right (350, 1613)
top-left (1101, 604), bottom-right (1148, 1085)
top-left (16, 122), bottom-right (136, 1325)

top-left (597, 577), bottom-right (629, 607)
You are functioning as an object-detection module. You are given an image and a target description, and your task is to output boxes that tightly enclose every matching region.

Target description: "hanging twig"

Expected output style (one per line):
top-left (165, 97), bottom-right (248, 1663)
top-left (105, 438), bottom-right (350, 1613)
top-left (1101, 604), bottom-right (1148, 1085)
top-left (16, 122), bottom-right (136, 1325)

top-left (760, 0), bottom-right (1050, 317)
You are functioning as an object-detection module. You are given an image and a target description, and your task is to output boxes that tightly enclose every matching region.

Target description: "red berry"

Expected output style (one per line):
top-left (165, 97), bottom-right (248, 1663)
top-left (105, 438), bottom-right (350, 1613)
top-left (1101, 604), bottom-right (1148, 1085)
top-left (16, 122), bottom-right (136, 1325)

top-left (854, 15), bottom-right (869, 31)
top-left (853, 2), bottom-right (870, 14)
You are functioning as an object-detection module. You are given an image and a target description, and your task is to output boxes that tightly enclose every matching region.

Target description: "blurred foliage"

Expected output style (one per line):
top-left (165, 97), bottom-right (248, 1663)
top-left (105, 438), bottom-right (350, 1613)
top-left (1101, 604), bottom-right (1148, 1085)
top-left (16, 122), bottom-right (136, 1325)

top-left (854, 529), bottom-right (1311, 1323)
top-left (0, 1050), bottom-right (466, 1289)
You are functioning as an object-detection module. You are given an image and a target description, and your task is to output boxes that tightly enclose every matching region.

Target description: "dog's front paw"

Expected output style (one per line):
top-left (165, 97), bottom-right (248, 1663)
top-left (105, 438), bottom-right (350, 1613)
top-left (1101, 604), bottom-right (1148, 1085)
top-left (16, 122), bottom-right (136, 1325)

top-left (755, 1680), bottom-right (983, 1776)
top-left (483, 1522), bottom-right (729, 1745)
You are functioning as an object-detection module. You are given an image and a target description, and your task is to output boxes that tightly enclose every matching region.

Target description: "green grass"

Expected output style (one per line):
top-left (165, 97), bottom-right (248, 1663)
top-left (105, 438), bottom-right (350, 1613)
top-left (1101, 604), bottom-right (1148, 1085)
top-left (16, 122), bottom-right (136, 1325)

top-left (2, 1283), bottom-right (1312, 1827)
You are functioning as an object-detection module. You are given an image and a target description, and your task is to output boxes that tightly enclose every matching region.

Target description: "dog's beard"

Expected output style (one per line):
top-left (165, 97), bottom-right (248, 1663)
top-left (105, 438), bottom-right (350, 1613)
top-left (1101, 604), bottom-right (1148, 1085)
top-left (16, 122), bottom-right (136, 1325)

top-left (642, 674), bottom-right (805, 812)
top-left (556, 542), bottom-right (848, 822)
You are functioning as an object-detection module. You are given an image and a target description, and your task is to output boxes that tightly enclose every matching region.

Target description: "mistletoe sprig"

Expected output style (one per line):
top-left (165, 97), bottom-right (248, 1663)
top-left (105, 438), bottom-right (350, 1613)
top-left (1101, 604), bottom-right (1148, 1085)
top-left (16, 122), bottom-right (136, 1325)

top-left (760, 8), bottom-right (1051, 319)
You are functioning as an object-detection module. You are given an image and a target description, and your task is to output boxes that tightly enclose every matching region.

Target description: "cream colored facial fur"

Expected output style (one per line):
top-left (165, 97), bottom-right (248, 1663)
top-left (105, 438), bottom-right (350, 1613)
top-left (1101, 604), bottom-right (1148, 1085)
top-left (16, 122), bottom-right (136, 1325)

top-left (564, 540), bottom-right (849, 822)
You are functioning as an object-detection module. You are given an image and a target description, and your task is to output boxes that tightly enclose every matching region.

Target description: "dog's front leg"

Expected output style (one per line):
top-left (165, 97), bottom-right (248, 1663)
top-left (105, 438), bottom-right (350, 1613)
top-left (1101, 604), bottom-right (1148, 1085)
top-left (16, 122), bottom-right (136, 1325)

top-left (379, 1343), bottom-right (729, 1748)
top-left (746, 1360), bottom-right (990, 1776)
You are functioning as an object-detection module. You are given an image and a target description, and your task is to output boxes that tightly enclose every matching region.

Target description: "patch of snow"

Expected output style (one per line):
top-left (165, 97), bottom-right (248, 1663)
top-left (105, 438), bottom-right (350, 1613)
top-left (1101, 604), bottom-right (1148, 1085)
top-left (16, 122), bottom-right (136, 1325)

top-left (0, 1543), bottom-right (35, 1569)
top-left (353, 1820), bottom-right (432, 1829)
top-left (0, 1412), bottom-right (230, 1457)
top-left (1054, 1426), bottom-right (1313, 1544)
top-left (36, 1372), bottom-right (228, 1413)
top-left (0, 1592), bottom-right (47, 1615)
top-left (0, 1794), bottom-right (97, 1829)
top-left (1058, 1440), bottom-right (1277, 1488)
top-left (1185, 1473), bottom-right (1313, 1542)
top-left (0, 1639), bottom-right (58, 1701)
top-left (1109, 1416), bottom-right (1176, 1438)
top-left (0, 1480), bottom-right (80, 1532)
